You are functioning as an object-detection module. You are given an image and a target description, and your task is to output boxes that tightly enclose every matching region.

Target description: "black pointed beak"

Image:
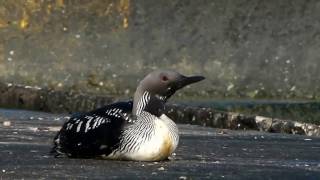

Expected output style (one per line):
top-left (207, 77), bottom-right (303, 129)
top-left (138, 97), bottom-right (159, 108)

top-left (176, 75), bottom-right (205, 89)
top-left (165, 75), bottom-right (205, 99)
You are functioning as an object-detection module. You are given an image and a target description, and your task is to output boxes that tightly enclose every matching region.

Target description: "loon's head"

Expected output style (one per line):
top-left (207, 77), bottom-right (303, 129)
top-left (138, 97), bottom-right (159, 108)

top-left (133, 70), bottom-right (205, 116)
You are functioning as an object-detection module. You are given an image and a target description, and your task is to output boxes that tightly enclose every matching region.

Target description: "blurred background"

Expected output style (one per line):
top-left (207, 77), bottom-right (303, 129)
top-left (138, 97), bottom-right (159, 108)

top-left (0, 0), bottom-right (320, 124)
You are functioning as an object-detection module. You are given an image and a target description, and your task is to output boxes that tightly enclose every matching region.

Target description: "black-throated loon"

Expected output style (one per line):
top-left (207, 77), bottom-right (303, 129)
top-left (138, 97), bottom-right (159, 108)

top-left (51, 70), bottom-right (205, 161)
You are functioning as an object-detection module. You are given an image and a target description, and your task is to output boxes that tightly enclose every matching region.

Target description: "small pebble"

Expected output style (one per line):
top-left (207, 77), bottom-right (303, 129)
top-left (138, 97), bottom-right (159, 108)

top-left (179, 176), bottom-right (187, 180)
top-left (3, 121), bottom-right (11, 127)
top-left (27, 127), bottom-right (38, 132)
top-left (54, 118), bottom-right (61, 121)
top-left (218, 130), bottom-right (227, 135)
top-left (37, 127), bottom-right (49, 131)
top-left (158, 167), bottom-right (165, 171)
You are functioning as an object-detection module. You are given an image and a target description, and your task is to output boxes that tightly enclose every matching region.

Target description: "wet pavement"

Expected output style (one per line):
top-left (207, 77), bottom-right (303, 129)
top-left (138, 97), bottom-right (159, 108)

top-left (0, 109), bottom-right (320, 179)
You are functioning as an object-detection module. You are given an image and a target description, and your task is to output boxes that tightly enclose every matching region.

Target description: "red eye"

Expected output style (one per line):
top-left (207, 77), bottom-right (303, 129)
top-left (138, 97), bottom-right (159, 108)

top-left (161, 76), bottom-right (169, 81)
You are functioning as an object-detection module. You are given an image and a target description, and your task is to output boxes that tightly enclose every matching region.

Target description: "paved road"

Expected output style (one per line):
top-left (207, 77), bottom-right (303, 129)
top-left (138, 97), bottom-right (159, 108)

top-left (0, 109), bottom-right (319, 179)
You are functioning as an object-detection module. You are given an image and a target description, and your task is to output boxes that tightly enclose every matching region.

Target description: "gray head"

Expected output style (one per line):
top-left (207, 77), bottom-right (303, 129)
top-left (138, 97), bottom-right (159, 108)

top-left (133, 69), bottom-right (205, 116)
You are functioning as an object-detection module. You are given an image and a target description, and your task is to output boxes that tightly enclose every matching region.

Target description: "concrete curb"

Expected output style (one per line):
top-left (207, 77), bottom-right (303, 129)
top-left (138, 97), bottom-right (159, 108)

top-left (0, 82), bottom-right (319, 136)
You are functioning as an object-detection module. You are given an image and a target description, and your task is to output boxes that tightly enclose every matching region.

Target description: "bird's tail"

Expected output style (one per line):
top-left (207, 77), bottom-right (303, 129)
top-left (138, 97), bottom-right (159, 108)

top-left (50, 132), bottom-right (65, 158)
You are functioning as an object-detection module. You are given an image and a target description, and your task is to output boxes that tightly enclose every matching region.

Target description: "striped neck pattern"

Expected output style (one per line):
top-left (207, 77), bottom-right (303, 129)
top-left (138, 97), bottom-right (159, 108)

top-left (133, 91), bottom-right (166, 117)
top-left (135, 91), bottom-right (151, 116)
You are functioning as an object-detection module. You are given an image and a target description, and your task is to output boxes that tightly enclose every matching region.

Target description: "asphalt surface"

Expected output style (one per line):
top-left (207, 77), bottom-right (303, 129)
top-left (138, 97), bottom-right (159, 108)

top-left (0, 109), bottom-right (320, 179)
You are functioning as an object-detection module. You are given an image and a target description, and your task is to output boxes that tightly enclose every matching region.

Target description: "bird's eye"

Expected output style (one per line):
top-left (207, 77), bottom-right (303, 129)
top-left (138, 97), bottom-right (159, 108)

top-left (161, 76), bottom-right (169, 82)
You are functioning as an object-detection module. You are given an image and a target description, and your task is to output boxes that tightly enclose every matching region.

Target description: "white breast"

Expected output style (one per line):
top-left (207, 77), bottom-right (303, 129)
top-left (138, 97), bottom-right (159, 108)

top-left (106, 114), bottom-right (179, 161)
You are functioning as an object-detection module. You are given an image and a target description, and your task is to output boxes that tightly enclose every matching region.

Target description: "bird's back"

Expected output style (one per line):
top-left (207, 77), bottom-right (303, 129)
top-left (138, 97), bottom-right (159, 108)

top-left (51, 101), bottom-right (133, 158)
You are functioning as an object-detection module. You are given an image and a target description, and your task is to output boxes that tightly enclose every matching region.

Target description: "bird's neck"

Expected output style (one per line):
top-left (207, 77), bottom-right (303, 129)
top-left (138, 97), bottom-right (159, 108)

top-left (132, 89), bottom-right (166, 117)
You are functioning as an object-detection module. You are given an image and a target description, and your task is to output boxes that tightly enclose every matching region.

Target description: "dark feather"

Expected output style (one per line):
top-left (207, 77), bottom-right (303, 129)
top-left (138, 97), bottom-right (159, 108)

top-left (51, 101), bottom-right (133, 158)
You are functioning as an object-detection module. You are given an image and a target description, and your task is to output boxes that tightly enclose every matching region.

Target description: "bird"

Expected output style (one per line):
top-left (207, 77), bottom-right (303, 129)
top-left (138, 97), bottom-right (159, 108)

top-left (51, 69), bottom-right (205, 161)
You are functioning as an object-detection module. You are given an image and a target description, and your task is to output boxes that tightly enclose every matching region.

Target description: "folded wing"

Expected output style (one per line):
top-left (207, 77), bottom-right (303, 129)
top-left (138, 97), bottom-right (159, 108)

top-left (51, 101), bottom-right (133, 158)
